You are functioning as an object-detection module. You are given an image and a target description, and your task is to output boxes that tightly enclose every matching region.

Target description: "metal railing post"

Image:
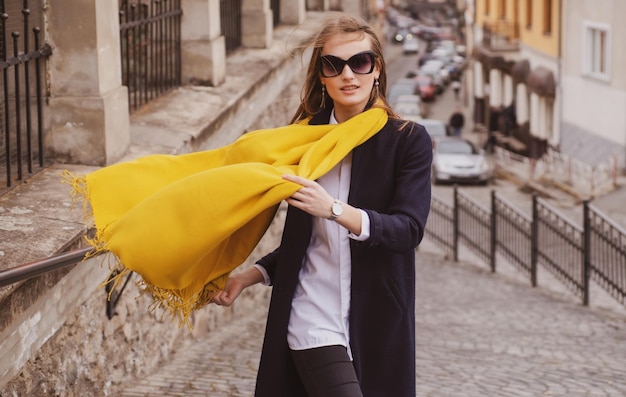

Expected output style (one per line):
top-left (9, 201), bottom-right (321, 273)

top-left (530, 193), bottom-right (538, 287)
top-left (490, 189), bottom-right (497, 273)
top-left (582, 200), bottom-right (591, 306)
top-left (453, 185), bottom-right (459, 262)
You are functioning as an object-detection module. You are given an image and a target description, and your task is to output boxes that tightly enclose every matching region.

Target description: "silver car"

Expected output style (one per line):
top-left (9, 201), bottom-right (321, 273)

top-left (418, 119), bottom-right (448, 139)
top-left (431, 137), bottom-right (492, 185)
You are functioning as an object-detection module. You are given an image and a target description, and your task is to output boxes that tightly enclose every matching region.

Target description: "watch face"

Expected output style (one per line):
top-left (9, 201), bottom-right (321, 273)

top-left (332, 201), bottom-right (343, 217)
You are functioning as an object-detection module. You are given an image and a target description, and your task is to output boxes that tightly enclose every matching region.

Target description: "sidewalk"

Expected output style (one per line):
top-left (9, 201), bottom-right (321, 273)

top-left (114, 248), bottom-right (626, 397)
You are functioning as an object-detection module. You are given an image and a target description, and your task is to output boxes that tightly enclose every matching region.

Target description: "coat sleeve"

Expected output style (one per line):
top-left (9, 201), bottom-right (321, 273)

top-left (255, 247), bottom-right (280, 284)
top-left (362, 122), bottom-right (432, 253)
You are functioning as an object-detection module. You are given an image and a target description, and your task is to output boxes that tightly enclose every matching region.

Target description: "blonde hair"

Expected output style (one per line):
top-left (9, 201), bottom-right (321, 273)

top-left (290, 14), bottom-right (398, 124)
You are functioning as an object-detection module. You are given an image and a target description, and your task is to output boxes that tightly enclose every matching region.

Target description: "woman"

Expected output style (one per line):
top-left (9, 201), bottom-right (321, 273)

top-left (211, 14), bottom-right (432, 397)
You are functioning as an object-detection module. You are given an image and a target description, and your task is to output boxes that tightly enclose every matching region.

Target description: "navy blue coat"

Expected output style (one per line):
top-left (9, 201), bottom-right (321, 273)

top-left (254, 108), bottom-right (432, 397)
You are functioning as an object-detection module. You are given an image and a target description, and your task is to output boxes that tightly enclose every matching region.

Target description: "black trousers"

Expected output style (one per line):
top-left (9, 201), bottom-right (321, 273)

top-left (290, 345), bottom-right (363, 397)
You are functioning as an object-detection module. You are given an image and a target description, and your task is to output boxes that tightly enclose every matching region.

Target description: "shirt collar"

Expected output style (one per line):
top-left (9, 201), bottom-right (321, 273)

top-left (330, 109), bottom-right (338, 125)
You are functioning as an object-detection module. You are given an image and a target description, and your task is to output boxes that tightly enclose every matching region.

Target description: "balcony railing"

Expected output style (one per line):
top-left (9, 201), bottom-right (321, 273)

top-left (482, 21), bottom-right (520, 51)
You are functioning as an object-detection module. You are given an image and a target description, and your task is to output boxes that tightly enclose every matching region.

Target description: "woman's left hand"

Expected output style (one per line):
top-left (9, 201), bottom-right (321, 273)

top-left (283, 174), bottom-right (334, 219)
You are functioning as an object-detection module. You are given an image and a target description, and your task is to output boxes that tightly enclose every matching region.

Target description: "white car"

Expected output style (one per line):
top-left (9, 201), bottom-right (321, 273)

top-left (394, 101), bottom-right (422, 118)
top-left (402, 38), bottom-right (420, 54)
top-left (401, 114), bottom-right (423, 124)
top-left (431, 137), bottom-right (492, 185)
top-left (387, 82), bottom-right (417, 105)
top-left (392, 94), bottom-right (421, 107)
top-left (422, 59), bottom-right (449, 84)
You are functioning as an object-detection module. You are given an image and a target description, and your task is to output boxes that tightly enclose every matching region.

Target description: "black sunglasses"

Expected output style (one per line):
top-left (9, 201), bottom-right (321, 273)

top-left (320, 51), bottom-right (376, 78)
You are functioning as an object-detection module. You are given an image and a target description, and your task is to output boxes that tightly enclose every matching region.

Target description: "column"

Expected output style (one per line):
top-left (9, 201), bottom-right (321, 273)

top-left (45, 0), bottom-right (130, 166)
top-left (516, 83), bottom-right (529, 124)
top-left (489, 69), bottom-right (502, 107)
top-left (181, 0), bottom-right (226, 86)
top-left (242, 0), bottom-right (272, 48)
top-left (530, 93), bottom-right (540, 137)
top-left (306, 0), bottom-right (330, 11)
top-left (503, 74), bottom-right (513, 106)
top-left (281, 0), bottom-right (306, 25)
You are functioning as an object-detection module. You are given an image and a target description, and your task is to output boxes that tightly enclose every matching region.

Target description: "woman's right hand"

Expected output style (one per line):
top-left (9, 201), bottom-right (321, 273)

top-left (210, 266), bottom-right (265, 307)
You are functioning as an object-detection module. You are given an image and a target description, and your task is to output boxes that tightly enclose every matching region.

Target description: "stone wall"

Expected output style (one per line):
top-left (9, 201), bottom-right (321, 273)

top-left (0, 12), bottom-right (312, 396)
top-left (0, 74), bottom-right (301, 395)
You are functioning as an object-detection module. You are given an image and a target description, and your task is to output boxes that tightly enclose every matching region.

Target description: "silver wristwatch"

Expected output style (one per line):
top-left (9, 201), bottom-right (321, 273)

top-left (329, 199), bottom-right (343, 221)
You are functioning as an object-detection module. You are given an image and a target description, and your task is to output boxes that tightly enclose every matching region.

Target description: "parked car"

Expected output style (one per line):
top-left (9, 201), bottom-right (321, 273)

top-left (402, 37), bottom-right (420, 54)
top-left (415, 26), bottom-right (442, 41)
top-left (417, 52), bottom-right (437, 67)
top-left (393, 28), bottom-right (411, 43)
top-left (431, 137), bottom-right (492, 185)
top-left (387, 80), bottom-right (418, 105)
top-left (400, 114), bottom-right (423, 124)
top-left (423, 59), bottom-right (449, 85)
top-left (430, 47), bottom-right (454, 65)
top-left (394, 77), bottom-right (419, 87)
top-left (393, 100), bottom-right (422, 119)
top-left (417, 63), bottom-right (444, 94)
top-left (435, 39), bottom-right (457, 55)
top-left (414, 74), bottom-right (437, 101)
top-left (418, 118), bottom-right (448, 139)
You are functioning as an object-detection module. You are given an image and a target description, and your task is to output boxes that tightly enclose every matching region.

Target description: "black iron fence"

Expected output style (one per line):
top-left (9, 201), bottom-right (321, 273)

top-left (0, 0), bottom-right (51, 193)
top-left (587, 204), bottom-right (626, 306)
top-left (494, 191), bottom-right (533, 280)
top-left (482, 20), bottom-right (520, 50)
top-left (427, 187), bottom-right (626, 309)
top-left (119, 0), bottom-right (182, 112)
top-left (220, 0), bottom-right (242, 55)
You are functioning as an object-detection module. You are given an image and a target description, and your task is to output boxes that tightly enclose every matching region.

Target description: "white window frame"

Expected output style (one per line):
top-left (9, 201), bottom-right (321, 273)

top-left (582, 21), bottom-right (611, 81)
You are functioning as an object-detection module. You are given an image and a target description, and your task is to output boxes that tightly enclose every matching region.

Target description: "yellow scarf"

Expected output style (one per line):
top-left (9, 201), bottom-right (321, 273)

top-left (65, 108), bottom-right (388, 326)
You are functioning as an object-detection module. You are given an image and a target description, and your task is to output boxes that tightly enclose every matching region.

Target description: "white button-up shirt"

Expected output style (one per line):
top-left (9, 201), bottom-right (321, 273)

top-left (285, 111), bottom-right (371, 359)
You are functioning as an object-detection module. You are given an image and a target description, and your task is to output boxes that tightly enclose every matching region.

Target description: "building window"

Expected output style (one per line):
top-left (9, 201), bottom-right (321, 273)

top-left (526, 0), bottom-right (532, 28)
top-left (543, 0), bottom-right (552, 34)
top-left (584, 22), bottom-right (611, 81)
top-left (485, 0), bottom-right (490, 15)
top-left (499, 0), bottom-right (506, 18)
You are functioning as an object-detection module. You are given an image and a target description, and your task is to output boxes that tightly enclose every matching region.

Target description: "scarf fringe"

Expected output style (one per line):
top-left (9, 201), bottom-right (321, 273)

top-left (139, 273), bottom-right (229, 329)
top-left (60, 170), bottom-right (92, 222)
top-left (61, 170), bottom-right (217, 329)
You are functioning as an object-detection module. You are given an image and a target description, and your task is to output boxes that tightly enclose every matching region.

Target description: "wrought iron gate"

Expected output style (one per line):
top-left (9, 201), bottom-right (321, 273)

top-left (0, 0), bottom-right (51, 192)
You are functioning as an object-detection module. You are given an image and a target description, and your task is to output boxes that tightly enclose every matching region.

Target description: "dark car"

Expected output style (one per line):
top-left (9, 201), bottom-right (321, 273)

top-left (417, 52), bottom-right (437, 67)
top-left (393, 28), bottom-right (411, 44)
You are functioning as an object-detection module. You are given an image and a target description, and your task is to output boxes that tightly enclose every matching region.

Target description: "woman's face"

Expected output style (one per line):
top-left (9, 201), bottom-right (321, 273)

top-left (320, 33), bottom-right (380, 122)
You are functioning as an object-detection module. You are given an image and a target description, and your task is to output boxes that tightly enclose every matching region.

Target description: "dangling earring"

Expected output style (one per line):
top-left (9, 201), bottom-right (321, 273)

top-left (320, 85), bottom-right (326, 109)
top-left (374, 78), bottom-right (380, 98)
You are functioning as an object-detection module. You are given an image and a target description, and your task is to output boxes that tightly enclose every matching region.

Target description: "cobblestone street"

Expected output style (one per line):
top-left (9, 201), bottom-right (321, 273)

top-left (115, 248), bottom-right (626, 397)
